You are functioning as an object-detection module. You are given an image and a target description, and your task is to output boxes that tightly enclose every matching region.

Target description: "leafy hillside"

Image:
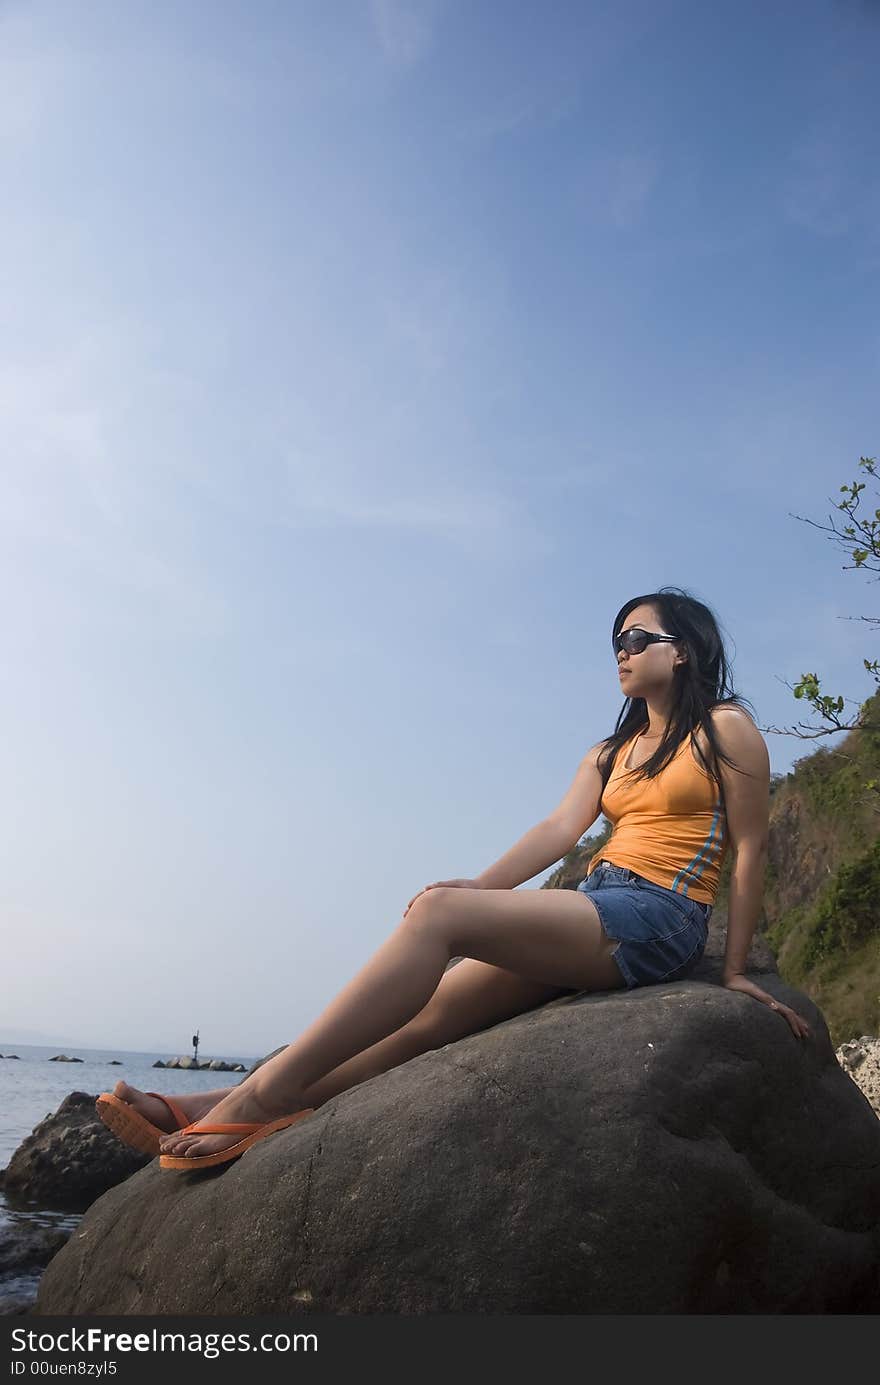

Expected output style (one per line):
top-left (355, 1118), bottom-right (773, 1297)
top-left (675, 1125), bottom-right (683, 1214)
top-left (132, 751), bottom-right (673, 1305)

top-left (544, 696), bottom-right (880, 1045)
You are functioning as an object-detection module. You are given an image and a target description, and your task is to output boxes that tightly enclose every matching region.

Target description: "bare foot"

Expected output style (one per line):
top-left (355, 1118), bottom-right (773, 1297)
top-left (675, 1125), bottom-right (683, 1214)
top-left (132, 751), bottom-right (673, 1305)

top-left (158, 1081), bottom-right (309, 1159)
top-left (112, 1080), bottom-right (226, 1132)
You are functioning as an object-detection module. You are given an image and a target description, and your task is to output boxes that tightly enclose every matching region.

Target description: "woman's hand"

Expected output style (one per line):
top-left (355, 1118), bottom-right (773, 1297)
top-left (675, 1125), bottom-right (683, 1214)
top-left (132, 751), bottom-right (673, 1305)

top-left (722, 972), bottom-right (812, 1040)
top-left (403, 878), bottom-right (483, 917)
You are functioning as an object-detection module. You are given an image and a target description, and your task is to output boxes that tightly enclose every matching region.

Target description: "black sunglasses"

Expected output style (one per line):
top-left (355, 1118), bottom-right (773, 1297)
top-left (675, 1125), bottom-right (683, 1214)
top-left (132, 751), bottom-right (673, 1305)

top-left (613, 626), bottom-right (680, 656)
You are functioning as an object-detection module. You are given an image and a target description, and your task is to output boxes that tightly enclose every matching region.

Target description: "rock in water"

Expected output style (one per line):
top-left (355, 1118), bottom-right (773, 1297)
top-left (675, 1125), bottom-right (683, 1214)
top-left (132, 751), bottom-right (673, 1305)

top-left (0, 1223), bottom-right (72, 1315)
top-left (2, 1092), bottom-right (150, 1213)
top-left (33, 961), bottom-right (880, 1314)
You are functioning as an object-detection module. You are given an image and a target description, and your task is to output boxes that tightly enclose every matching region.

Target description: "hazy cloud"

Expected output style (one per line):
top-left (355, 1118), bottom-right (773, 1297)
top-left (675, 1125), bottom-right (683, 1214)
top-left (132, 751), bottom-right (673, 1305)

top-left (455, 73), bottom-right (583, 145)
top-left (574, 151), bottom-right (662, 230)
top-left (379, 267), bottom-right (473, 377)
top-left (0, 334), bottom-right (230, 636)
top-left (369, 0), bottom-right (442, 68)
top-left (782, 129), bottom-right (853, 236)
top-left (279, 446), bottom-right (555, 558)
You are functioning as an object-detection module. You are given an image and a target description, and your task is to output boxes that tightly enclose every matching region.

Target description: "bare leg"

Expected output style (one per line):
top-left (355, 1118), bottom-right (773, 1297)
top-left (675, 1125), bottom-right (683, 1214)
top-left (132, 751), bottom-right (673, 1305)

top-left (160, 884), bottom-right (621, 1159)
top-left (117, 1026), bottom-right (445, 1133)
top-left (115, 1026), bottom-right (450, 1131)
top-left (111, 1081), bottom-right (237, 1131)
top-left (293, 956), bottom-right (575, 1108)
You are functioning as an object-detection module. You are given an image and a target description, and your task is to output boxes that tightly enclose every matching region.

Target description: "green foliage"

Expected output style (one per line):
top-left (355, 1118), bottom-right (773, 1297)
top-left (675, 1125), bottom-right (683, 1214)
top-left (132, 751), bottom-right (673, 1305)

top-left (799, 840), bottom-right (880, 970)
top-left (794, 747), bottom-right (860, 827)
top-left (764, 899), bottom-right (810, 965)
top-left (786, 688), bottom-right (880, 842)
top-left (760, 686), bottom-right (880, 1041)
top-left (793, 675), bottom-right (844, 719)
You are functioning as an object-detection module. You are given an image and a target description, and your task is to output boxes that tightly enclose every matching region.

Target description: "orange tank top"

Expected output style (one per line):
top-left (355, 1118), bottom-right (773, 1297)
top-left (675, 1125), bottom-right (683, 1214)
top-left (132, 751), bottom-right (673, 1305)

top-left (585, 727), bottom-right (728, 904)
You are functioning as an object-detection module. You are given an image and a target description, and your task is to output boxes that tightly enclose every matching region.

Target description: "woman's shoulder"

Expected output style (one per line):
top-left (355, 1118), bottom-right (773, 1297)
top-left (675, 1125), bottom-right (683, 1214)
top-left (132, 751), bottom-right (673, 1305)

top-left (697, 703), bottom-right (766, 760)
top-left (706, 700), bottom-right (756, 725)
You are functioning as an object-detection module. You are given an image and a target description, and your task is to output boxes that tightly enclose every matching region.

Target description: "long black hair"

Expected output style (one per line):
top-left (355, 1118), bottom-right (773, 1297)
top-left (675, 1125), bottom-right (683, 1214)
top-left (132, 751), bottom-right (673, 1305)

top-left (597, 586), bottom-right (758, 828)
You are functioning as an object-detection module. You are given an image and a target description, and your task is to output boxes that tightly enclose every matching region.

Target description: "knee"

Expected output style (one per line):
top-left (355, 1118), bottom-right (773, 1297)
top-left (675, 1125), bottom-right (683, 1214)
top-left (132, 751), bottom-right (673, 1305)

top-left (403, 886), bottom-right (452, 931)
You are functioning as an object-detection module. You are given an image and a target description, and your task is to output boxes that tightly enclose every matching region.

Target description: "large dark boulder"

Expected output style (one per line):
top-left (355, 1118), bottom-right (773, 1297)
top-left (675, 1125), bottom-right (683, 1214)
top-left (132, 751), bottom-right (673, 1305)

top-left (33, 935), bottom-right (880, 1314)
top-left (2, 1092), bottom-right (149, 1213)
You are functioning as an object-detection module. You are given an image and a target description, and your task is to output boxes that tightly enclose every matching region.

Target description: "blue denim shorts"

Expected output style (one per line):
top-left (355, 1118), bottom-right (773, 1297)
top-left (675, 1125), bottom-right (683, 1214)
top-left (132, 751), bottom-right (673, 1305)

top-left (576, 860), bottom-right (712, 989)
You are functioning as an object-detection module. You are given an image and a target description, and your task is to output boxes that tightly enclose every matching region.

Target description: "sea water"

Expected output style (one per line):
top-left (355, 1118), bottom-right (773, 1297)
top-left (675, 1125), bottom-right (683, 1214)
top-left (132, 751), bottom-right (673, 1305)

top-left (0, 1041), bottom-right (257, 1311)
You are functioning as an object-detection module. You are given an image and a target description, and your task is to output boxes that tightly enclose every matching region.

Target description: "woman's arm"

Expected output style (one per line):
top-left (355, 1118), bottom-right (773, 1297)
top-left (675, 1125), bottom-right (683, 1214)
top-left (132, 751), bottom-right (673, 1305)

top-left (476, 819), bottom-right (577, 890)
top-left (712, 708), bottom-right (811, 1041)
top-left (721, 843), bottom-right (769, 982)
top-left (476, 744), bottom-right (605, 890)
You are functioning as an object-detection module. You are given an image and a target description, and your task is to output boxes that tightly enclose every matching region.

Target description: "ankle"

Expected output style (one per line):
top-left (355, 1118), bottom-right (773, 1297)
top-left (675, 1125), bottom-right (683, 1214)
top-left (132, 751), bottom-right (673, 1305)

top-left (250, 1071), bottom-right (303, 1118)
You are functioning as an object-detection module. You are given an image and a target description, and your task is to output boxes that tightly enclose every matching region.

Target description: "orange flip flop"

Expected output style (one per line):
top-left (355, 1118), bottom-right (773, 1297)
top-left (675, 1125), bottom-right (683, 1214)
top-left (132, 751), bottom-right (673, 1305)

top-left (96, 1091), bottom-right (192, 1157)
top-left (159, 1111), bottom-right (315, 1171)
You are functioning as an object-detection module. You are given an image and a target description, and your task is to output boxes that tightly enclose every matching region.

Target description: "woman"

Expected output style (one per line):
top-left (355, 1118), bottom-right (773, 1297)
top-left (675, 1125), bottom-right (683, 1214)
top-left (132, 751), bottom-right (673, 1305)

top-left (97, 586), bottom-right (810, 1173)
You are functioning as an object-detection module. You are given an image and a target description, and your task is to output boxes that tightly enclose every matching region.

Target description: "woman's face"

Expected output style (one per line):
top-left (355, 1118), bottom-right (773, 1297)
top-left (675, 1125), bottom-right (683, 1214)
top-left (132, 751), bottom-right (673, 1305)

top-left (615, 605), bottom-right (683, 697)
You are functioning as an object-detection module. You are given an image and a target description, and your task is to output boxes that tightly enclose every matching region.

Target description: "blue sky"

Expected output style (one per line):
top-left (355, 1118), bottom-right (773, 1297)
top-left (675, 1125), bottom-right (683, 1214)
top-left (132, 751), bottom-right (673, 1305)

top-left (1, 0), bottom-right (878, 1054)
